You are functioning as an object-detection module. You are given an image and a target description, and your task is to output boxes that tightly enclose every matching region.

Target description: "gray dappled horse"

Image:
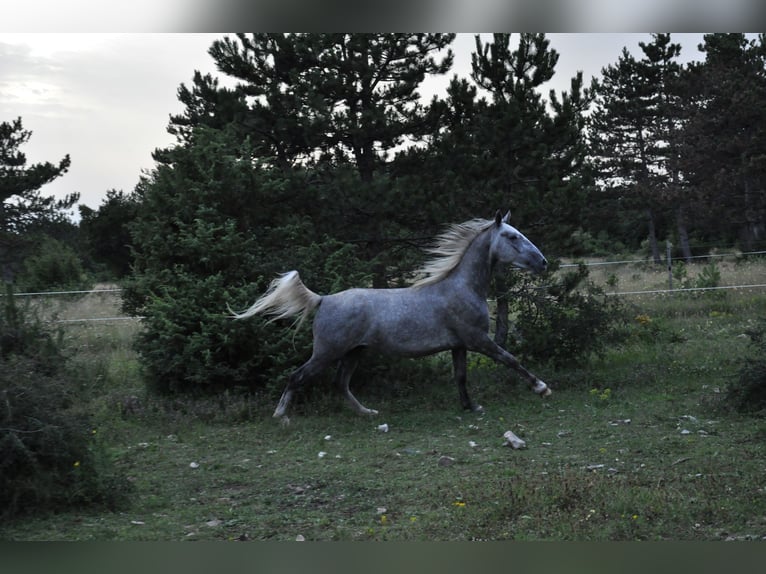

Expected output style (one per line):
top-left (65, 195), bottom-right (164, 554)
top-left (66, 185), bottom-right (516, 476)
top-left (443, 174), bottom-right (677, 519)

top-left (230, 211), bottom-right (551, 420)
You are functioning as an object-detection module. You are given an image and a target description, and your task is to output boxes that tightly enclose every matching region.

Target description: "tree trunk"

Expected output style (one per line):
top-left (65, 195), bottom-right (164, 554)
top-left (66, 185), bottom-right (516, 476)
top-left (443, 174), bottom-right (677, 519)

top-left (493, 273), bottom-right (509, 349)
top-left (371, 258), bottom-right (387, 289)
top-left (676, 203), bottom-right (693, 262)
top-left (647, 207), bottom-right (661, 264)
top-left (741, 178), bottom-right (764, 252)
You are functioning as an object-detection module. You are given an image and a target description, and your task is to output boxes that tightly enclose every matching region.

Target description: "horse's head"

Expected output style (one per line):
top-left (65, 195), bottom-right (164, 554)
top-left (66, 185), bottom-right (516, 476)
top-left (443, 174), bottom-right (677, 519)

top-left (489, 210), bottom-right (548, 274)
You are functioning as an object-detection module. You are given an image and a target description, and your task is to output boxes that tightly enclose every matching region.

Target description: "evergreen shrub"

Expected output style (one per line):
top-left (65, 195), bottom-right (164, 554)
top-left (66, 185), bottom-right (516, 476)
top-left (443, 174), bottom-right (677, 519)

top-left (503, 262), bottom-right (625, 371)
top-left (0, 286), bottom-right (132, 519)
top-left (726, 320), bottom-right (766, 414)
top-left (123, 127), bottom-right (375, 395)
top-left (16, 237), bottom-right (88, 292)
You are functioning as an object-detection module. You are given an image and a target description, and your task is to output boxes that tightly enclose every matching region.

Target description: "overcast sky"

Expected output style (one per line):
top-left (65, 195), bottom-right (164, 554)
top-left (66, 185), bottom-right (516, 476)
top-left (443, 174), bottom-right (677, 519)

top-left (0, 33), bottom-right (733, 216)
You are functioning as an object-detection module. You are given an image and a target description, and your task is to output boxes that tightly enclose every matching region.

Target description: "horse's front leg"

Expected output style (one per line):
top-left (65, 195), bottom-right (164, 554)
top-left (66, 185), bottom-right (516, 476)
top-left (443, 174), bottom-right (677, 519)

top-left (452, 347), bottom-right (483, 412)
top-left (468, 336), bottom-right (551, 397)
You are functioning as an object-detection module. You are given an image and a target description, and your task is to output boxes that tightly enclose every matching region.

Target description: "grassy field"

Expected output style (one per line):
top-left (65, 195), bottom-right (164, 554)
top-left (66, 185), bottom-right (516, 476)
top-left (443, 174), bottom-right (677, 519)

top-left (2, 260), bottom-right (766, 541)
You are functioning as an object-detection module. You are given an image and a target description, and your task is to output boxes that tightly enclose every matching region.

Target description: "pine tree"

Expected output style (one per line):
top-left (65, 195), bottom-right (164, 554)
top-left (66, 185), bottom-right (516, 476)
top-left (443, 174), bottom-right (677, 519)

top-left (125, 126), bottom-right (303, 392)
top-left (78, 190), bottom-right (140, 279)
top-left (677, 33), bottom-right (766, 250)
top-left (0, 118), bottom-right (76, 282)
top-left (470, 33), bottom-right (592, 248)
top-left (589, 34), bottom-right (685, 261)
top-left (639, 34), bottom-right (691, 261)
top-left (469, 33), bottom-right (592, 346)
top-left (165, 34), bottom-right (455, 287)
top-left (124, 124), bottom-right (373, 393)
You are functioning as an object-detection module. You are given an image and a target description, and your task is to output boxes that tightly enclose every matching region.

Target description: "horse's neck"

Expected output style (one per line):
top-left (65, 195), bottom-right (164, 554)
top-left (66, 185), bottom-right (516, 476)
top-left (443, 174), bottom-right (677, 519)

top-left (445, 230), bottom-right (494, 299)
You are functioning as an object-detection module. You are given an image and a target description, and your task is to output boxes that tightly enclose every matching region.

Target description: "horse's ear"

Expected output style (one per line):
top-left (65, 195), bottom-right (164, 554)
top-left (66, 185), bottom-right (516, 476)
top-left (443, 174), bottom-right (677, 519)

top-left (494, 210), bottom-right (503, 226)
top-left (503, 210), bottom-right (511, 224)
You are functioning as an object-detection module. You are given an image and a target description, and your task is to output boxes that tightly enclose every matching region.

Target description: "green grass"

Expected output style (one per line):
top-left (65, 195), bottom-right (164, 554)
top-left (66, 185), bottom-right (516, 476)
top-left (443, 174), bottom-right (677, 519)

top-left (2, 284), bottom-right (766, 541)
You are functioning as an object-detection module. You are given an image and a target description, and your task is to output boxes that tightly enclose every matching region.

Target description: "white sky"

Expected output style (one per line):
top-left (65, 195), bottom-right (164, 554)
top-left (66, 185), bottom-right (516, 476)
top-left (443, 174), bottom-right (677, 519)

top-left (0, 33), bottom-right (730, 216)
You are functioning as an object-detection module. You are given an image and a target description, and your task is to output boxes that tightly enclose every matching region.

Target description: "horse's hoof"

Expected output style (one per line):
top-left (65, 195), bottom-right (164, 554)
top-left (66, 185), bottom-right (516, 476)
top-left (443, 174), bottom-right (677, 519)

top-left (533, 380), bottom-right (551, 397)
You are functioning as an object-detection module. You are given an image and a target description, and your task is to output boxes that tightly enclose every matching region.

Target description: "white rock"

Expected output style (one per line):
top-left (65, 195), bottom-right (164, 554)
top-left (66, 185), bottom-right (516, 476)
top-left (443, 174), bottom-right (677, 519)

top-left (502, 430), bottom-right (526, 449)
top-left (318, 451), bottom-right (327, 458)
top-left (295, 534), bottom-right (305, 542)
top-left (468, 441), bottom-right (478, 448)
top-left (377, 423), bottom-right (389, 433)
top-left (324, 435), bottom-right (332, 441)
top-left (189, 462), bottom-right (200, 469)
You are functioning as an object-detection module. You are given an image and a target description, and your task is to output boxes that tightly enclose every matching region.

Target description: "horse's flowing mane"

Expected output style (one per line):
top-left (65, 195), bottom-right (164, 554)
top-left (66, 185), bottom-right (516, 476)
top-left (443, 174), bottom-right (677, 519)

top-left (412, 218), bottom-right (493, 287)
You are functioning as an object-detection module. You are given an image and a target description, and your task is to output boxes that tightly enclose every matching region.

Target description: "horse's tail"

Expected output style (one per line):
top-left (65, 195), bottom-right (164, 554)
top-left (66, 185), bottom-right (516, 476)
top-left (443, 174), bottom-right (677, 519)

top-left (228, 270), bottom-right (321, 329)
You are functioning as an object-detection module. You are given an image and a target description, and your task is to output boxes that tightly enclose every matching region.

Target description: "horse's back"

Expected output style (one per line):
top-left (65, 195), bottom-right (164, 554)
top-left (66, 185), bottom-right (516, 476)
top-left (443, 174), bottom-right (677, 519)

top-left (312, 286), bottom-right (461, 357)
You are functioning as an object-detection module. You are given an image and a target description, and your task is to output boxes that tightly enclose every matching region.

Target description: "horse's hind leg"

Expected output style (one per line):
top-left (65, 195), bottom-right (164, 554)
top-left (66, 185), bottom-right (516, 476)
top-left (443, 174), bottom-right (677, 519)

top-left (335, 349), bottom-right (378, 416)
top-left (452, 347), bottom-right (483, 412)
top-left (273, 355), bottom-right (331, 419)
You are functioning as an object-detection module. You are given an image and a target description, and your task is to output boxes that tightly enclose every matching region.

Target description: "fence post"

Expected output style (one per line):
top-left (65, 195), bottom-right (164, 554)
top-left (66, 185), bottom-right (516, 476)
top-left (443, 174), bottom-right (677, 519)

top-left (667, 240), bottom-right (673, 290)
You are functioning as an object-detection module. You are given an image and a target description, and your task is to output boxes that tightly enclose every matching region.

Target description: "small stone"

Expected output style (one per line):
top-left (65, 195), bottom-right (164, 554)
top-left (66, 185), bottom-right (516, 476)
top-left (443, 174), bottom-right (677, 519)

top-left (377, 423), bottom-right (389, 433)
top-left (189, 462), bottom-right (200, 469)
top-left (503, 430), bottom-right (526, 449)
top-left (609, 419), bottom-right (631, 426)
top-left (438, 455), bottom-right (456, 467)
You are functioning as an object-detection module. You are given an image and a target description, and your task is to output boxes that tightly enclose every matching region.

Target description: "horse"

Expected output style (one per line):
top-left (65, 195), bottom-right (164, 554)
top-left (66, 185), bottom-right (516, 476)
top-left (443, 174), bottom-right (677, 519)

top-left (229, 210), bottom-right (551, 420)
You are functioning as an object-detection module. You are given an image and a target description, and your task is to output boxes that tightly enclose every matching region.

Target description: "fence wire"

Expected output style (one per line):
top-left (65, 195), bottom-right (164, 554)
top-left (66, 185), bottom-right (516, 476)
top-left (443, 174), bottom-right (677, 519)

top-left (606, 283), bottom-right (766, 296)
top-left (4, 249), bottom-right (765, 323)
top-left (559, 249), bottom-right (766, 268)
